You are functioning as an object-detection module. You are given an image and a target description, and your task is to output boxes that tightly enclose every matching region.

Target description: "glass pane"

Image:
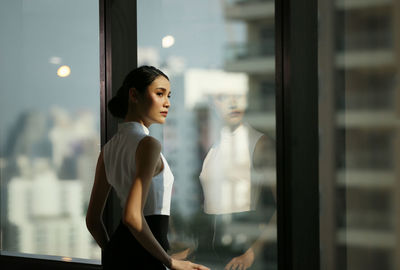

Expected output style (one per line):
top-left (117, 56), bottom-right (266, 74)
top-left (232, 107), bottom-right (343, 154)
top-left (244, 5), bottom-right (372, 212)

top-left (138, 0), bottom-right (276, 269)
top-left (0, 0), bottom-right (101, 263)
top-left (319, 0), bottom-right (400, 270)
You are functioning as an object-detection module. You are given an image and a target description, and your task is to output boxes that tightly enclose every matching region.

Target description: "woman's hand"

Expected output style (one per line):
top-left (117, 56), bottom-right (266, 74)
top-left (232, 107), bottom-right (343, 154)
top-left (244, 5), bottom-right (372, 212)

top-left (224, 248), bottom-right (255, 270)
top-left (171, 248), bottom-right (191, 260)
top-left (171, 258), bottom-right (210, 270)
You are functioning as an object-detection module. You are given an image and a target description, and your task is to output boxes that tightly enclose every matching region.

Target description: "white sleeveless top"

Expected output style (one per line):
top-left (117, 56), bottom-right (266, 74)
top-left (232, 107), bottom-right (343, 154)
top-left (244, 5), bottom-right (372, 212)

top-left (199, 123), bottom-right (263, 214)
top-left (103, 122), bottom-right (174, 216)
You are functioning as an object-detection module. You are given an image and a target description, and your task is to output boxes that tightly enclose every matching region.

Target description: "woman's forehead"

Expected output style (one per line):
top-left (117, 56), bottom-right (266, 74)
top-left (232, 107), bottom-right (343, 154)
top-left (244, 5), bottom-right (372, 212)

top-left (150, 76), bottom-right (170, 89)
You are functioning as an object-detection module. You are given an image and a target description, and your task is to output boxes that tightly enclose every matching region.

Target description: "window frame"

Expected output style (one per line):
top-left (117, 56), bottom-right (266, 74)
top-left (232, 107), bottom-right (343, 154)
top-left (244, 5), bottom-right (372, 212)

top-left (275, 0), bottom-right (320, 269)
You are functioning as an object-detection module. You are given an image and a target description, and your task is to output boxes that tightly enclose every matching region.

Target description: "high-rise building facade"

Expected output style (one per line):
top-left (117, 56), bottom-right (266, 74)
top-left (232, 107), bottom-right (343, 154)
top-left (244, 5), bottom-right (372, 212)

top-left (319, 1), bottom-right (400, 270)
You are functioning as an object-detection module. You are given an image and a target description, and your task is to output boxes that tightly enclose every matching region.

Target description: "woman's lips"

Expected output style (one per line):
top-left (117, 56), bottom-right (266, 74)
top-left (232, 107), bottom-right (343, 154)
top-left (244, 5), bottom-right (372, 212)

top-left (228, 111), bottom-right (243, 117)
top-left (161, 112), bottom-right (168, 117)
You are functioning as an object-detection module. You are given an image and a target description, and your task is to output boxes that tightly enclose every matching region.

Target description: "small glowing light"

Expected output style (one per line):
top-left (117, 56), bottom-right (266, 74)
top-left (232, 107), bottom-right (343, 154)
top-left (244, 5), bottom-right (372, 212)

top-left (162, 35), bottom-right (175, 48)
top-left (57, 65), bottom-right (71, 77)
top-left (61, 257), bottom-right (73, 262)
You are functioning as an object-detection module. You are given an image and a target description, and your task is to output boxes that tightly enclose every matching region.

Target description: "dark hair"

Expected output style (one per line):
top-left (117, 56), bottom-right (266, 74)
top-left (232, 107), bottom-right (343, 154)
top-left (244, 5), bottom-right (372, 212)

top-left (107, 66), bottom-right (169, 119)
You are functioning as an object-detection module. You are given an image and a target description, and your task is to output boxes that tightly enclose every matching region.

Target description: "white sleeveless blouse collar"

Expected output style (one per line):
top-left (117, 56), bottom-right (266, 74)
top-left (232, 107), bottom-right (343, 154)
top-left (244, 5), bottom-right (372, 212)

top-left (118, 121), bottom-right (150, 135)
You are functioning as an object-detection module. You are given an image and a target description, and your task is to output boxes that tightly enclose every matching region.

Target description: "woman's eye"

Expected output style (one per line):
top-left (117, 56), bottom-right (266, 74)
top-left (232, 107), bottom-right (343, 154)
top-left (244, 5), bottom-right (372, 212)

top-left (157, 93), bottom-right (163, 96)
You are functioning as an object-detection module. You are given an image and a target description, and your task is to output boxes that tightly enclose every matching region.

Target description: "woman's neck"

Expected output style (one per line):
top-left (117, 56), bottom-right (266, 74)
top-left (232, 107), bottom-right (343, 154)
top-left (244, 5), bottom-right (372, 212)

top-left (224, 122), bottom-right (243, 132)
top-left (124, 115), bottom-right (149, 127)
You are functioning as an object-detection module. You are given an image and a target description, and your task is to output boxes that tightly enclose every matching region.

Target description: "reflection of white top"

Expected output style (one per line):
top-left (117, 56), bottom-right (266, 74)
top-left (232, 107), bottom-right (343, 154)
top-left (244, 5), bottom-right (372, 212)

top-left (103, 122), bottom-right (174, 216)
top-left (199, 123), bottom-right (263, 214)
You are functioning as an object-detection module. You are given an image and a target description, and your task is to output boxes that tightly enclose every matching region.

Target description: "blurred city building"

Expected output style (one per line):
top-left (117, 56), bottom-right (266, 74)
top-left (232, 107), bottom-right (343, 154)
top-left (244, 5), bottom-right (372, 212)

top-left (224, 0), bottom-right (275, 132)
top-left (318, 0), bottom-right (400, 270)
top-left (3, 109), bottom-right (100, 260)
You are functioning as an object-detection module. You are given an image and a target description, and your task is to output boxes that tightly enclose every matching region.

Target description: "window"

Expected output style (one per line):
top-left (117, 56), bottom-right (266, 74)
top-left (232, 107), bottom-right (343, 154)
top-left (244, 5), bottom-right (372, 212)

top-left (137, 1), bottom-right (277, 269)
top-left (0, 0), bottom-right (101, 264)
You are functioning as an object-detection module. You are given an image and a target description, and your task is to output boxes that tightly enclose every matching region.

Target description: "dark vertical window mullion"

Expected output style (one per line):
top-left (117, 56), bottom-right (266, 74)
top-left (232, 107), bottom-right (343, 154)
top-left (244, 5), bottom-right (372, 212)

top-left (100, 0), bottom-right (108, 148)
top-left (275, 0), bottom-right (320, 270)
top-left (102, 0), bottom-right (138, 249)
top-left (104, 0), bottom-right (114, 143)
top-left (101, 0), bottom-right (117, 247)
top-left (275, 0), bottom-right (289, 268)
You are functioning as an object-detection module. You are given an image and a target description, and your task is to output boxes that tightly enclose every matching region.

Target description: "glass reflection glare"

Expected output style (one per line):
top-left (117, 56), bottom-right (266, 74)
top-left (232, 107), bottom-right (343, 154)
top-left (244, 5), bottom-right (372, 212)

top-left (199, 89), bottom-right (276, 269)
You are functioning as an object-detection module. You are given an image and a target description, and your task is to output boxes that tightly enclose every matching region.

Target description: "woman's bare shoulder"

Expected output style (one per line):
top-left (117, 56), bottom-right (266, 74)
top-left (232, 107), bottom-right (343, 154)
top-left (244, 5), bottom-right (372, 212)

top-left (136, 136), bottom-right (161, 157)
top-left (134, 136), bottom-right (163, 176)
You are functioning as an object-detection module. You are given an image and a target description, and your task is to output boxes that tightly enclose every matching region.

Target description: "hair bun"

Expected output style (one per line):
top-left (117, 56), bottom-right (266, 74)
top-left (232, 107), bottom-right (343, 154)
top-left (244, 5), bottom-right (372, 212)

top-left (108, 94), bottom-right (128, 119)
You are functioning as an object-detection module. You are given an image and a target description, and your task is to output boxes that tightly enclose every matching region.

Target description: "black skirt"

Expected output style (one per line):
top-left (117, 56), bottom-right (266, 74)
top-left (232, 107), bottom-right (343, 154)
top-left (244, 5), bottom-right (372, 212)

top-left (103, 215), bottom-right (170, 270)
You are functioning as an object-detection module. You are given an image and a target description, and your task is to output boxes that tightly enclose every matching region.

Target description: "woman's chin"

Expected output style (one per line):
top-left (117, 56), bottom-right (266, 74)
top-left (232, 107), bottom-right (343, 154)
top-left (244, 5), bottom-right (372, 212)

top-left (157, 118), bottom-right (167, 124)
top-left (224, 116), bottom-right (243, 126)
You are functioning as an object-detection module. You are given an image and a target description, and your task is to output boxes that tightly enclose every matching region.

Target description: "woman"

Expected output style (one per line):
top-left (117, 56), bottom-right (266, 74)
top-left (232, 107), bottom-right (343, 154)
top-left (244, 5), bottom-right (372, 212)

top-left (86, 66), bottom-right (209, 270)
top-left (199, 93), bottom-right (276, 270)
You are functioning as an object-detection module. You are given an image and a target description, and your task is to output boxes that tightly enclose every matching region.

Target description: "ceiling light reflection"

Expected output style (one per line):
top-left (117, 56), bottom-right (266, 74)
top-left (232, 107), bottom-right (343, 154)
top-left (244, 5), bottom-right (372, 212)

top-left (162, 35), bottom-right (175, 48)
top-left (57, 65), bottom-right (71, 78)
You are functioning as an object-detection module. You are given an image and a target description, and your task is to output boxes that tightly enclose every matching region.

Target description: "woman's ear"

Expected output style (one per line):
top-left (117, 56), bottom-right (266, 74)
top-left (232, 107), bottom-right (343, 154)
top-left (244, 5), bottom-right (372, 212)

top-left (129, 88), bottom-right (138, 103)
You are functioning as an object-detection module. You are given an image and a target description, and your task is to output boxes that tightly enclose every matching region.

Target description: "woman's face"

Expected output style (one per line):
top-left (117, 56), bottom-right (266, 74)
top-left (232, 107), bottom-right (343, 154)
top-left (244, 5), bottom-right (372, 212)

top-left (213, 93), bottom-right (247, 126)
top-left (136, 76), bottom-right (171, 126)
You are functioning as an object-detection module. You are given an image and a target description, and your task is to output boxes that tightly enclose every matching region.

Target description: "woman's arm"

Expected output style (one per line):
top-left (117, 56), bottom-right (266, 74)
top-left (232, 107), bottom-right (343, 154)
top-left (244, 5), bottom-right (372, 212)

top-left (225, 135), bottom-right (277, 270)
top-left (86, 150), bottom-right (111, 249)
top-left (123, 136), bottom-right (209, 270)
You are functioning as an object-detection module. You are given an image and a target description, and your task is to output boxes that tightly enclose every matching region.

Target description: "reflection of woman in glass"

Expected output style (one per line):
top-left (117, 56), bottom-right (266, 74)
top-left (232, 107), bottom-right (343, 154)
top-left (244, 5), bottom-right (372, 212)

top-left (86, 66), bottom-right (209, 270)
top-left (199, 92), bottom-right (276, 270)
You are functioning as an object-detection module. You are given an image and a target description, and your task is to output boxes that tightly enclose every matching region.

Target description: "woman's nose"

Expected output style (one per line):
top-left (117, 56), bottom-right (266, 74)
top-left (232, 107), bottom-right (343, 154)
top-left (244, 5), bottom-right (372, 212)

top-left (229, 96), bottom-right (237, 108)
top-left (164, 98), bottom-right (170, 108)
